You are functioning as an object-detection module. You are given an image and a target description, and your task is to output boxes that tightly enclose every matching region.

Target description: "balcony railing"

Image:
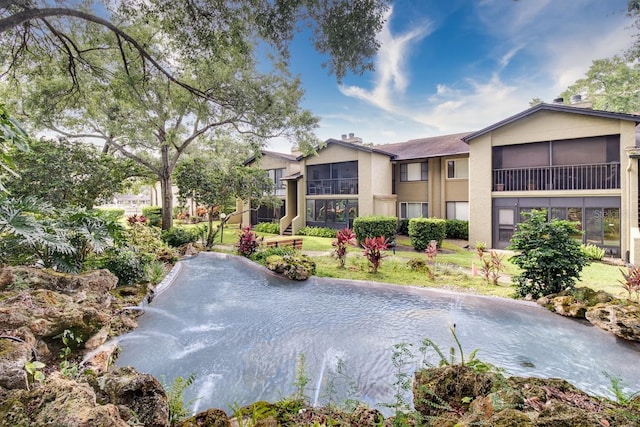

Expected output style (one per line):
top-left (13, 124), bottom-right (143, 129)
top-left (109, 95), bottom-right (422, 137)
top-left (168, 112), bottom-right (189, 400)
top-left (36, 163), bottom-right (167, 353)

top-left (307, 178), bottom-right (358, 195)
top-left (493, 163), bottom-right (620, 192)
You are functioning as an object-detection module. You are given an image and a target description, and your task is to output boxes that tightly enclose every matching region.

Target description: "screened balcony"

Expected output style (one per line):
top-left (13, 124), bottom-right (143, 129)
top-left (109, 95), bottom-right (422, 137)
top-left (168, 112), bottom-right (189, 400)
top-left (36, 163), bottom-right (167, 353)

top-left (493, 163), bottom-right (620, 191)
top-left (307, 161), bottom-right (358, 195)
top-left (492, 135), bottom-right (620, 192)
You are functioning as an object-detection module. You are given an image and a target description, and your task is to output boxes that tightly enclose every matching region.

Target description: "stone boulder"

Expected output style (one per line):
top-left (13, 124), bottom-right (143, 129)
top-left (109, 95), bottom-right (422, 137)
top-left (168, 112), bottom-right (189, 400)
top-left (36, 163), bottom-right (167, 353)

top-left (0, 372), bottom-right (130, 427)
top-left (91, 366), bottom-right (170, 427)
top-left (537, 287), bottom-right (613, 319)
top-left (0, 266), bottom-right (117, 298)
top-left (179, 408), bottom-right (230, 427)
top-left (0, 337), bottom-right (31, 390)
top-left (586, 303), bottom-right (640, 341)
top-left (412, 366), bottom-right (631, 426)
top-left (0, 289), bottom-right (110, 340)
top-left (265, 254), bottom-right (316, 281)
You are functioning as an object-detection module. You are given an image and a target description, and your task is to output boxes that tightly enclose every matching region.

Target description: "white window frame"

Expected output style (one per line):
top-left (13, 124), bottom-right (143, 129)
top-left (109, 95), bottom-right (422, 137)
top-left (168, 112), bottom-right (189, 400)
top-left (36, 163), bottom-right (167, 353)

top-left (446, 158), bottom-right (469, 179)
top-left (446, 201), bottom-right (469, 221)
top-left (400, 162), bottom-right (428, 182)
top-left (399, 202), bottom-right (428, 219)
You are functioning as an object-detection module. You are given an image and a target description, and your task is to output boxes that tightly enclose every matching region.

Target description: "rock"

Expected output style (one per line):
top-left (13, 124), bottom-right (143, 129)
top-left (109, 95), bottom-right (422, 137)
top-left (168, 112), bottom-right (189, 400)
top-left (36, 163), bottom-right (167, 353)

top-left (28, 372), bottom-right (129, 427)
top-left (84, 326), bottom-right (110, 351)
top-left (585, 303), bottom-right (640, 342)
top-left (0, 338), bottom-right (31, 390)
top-left (92, 366), bottom-right (169, 427)
top-left (538, 287), bottom-right (615, 319)
top-left (489, 408), bottom-right (535, 426)
top-left (0, 289), bottom-right (110, 340)
top-left (265, 254), bottom-right (316, 280)
top-left (352, 405), bottom-right (385, 426)
top-left (179, 408), bottom-right (230, 427)
top-left (0, 266), bottom-right (117, 297)
top-left (413, 365), bottom-right (494, 418)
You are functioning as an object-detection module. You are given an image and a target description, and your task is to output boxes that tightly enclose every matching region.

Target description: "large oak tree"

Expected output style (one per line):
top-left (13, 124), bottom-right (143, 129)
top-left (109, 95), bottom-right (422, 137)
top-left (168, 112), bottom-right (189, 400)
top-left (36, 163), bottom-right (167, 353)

top-left (1, 0), bottom-right (389, 229)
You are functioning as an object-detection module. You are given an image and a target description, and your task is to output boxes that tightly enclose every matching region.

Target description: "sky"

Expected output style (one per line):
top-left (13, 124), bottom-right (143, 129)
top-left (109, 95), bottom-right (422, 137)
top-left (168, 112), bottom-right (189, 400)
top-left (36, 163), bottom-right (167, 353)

top-left (267, 0), bottom-right (635, 153)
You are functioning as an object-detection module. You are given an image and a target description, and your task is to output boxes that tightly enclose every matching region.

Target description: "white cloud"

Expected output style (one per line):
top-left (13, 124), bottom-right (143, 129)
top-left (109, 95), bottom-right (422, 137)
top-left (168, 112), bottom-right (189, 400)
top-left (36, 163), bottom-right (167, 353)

top-left (338, 7), bottom-right (432, 112)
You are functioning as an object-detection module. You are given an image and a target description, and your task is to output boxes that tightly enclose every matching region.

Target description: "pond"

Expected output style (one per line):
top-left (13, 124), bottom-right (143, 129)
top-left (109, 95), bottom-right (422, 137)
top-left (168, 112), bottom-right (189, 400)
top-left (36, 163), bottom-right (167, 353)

top-left (115, 252), bottom-right (640, 415)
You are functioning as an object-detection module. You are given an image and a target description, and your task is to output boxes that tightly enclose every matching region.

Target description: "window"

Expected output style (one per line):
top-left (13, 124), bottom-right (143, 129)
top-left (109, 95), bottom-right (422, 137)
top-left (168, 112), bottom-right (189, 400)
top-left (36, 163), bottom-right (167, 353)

top-left (446, 202), bottom-right (469, 221)
top-left (447, 158), bottom-right (469, 179)
top-left (267, 168), bottom-right (285, 195)
top-left (400, 162), bottom-right (428, 181)
top-left (400, 202), bottom-right (428, 219)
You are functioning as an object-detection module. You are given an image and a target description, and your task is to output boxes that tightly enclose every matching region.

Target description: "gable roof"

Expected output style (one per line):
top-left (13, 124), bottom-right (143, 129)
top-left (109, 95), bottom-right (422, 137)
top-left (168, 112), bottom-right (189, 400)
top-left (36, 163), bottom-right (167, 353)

top-left (296, 138), bottom-right (396, 161)
top-left (375, 132), bottom-right (471, 161)
top-left (243, 150), bottom-right (298, 166)
top-left (463, 103), bottom-right (640, 142)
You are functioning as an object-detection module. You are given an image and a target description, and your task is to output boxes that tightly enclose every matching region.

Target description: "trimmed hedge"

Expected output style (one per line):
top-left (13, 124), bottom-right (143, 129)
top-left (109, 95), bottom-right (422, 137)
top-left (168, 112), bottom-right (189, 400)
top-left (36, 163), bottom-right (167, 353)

top-left (409, 218), bottom-right (446, 251)
top-left (445, 219), bottom-right (469, 240)
top-left (161, 226), bottom-right (199, 247)
top-left (254, 222), bottom-right (280, 234)
top-left (141, 206), bottom-right (162, 227)
top-left (353, 216), bottom-right (397, 243)
top-left (297, 226), bottom-right (336, 238)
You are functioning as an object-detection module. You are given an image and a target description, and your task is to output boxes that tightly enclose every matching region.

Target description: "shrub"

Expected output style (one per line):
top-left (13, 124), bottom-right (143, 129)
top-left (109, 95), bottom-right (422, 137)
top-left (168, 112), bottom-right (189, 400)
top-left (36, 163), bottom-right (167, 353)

top-left (363, 236), bottom-right (388, 273)
top-left (332, 228), bottom-right (356, 268)
top-left (353, 216), bottom-right (397, 244)
top-left (509, 209), bottom-right (589, 298)
top-left (97, 207), bottom-right (125, 220)
top-left (296, 226), bottom-right (336, 238)
top-left (397, 219), bottom-right (410, 235)
top-left (127, 214), bottom-right (147, 224)
top-left (581, 243), bottom-right (605, 261)
top-left (445, 219), bottom-right (469, 240)
top-left (126, 223), bottom-right (165, 255)
top-left (254, 222), bottom-right (280, 234)
top-left (237, 226), bottom-right (261, 257)
top-left (250, 246), bottom-right (299, 264)
top-left (161, 227), bottom-right (198, 247)
top-left (99, 249), bottom-right (149, 286)
top-left (408, 218), bottom-right (446, 251)
top-left (141, 206), bottom-right (162, 227)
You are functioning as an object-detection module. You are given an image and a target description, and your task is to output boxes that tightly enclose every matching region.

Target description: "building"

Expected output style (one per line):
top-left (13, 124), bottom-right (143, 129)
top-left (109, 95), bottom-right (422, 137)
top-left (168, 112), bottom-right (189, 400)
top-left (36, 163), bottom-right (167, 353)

top-left (244, 102), bottom-right (640, 262)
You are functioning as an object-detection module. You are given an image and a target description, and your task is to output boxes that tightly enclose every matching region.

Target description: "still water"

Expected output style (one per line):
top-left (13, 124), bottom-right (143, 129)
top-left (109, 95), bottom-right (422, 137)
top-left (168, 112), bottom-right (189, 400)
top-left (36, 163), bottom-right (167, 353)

top-left (116, 252), bottom-right (640, 415)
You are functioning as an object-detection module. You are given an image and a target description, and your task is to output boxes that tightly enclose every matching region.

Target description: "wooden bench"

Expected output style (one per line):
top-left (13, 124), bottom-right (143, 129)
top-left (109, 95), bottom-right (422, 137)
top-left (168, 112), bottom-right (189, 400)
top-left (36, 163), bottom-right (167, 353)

top-left (264, 238), bottom-right (303, 250)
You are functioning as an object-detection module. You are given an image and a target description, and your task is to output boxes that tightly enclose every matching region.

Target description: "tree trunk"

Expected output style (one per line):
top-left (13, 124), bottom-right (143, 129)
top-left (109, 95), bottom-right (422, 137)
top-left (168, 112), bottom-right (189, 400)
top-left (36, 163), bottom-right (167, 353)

top-left (159, 173), bottom-right (173, 230)
top-left (160, 145), bottom-right (173, 230)
top-left (206, 207), bottom-right (217, 249)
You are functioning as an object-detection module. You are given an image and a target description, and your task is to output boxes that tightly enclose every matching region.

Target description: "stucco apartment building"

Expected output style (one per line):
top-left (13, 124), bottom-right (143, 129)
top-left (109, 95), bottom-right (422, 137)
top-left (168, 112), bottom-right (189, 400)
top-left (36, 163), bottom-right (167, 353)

top-left (245, 102), bottom-right (640, 263)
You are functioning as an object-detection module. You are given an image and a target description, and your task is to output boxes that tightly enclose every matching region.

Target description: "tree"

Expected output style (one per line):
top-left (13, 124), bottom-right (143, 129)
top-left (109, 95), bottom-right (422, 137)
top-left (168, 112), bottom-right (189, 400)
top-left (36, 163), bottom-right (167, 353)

top-left (560, 55), bottom-right (640, 113)
top-left (5, 138), bottom-right (144, 208)
top-left (174, 155), bottom-right (279, 249)
top-left (1, 1), bottom-right (388, 92)
top-left (508, 209), bottom-right (589, 299)
top-left (0, 103), bottom-right (29, 191)
top-left (2, 1), bottom-right (389, 229)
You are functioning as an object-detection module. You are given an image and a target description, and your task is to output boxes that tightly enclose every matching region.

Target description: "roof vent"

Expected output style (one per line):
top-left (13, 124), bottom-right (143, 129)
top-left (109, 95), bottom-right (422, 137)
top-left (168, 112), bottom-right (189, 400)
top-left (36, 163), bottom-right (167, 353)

top-left (553, 97), bottom-right (564, 104)
top-left (349, 133), bottom-right (354, 138)
top-left (341, 134), bottom-right (347, 140)
top-left (570, 94), bottom-right (582, 104)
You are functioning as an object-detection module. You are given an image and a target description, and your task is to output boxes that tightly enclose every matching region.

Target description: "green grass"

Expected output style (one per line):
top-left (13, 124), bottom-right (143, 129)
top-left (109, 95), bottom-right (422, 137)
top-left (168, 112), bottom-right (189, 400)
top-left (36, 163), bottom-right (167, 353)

top-left (213, 228), bottom-right (628, 300)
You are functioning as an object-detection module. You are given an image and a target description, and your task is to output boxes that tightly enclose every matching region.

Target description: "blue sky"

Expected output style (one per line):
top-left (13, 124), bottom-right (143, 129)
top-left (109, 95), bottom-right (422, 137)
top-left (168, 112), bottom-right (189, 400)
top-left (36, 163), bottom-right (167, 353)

top-left (267, 0), bottom-right (634, 152)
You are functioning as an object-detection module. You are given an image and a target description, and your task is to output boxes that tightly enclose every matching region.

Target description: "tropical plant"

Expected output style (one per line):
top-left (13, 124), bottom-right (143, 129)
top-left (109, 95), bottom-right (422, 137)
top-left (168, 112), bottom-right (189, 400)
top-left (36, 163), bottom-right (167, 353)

top-left (0, 103), bottom-right (30, 192)
top-left (509, 209), bottom-right (589, 298)
top-left (582, 243), bottom-right (606, 261)
top-left (146, 261), bottom-right (166, 285)
top-left (24, 360), bottom-right (46, 389)
top-left (332, 228), bottom-right (356, 268)
top-left (237, 226), bottom-right (261, 257)
top-left (162, 374), bottom-right (196, 426)
top-left (424, 240), bottom-right (438, 280)
top-left (128, 214), bottom-right (147, 225)
top-left (363, 236), bottom-right (388, 273)
top-left (477, 250), bottom-right (506, 286)
top-left (619, 264), bottom-right (640, 300)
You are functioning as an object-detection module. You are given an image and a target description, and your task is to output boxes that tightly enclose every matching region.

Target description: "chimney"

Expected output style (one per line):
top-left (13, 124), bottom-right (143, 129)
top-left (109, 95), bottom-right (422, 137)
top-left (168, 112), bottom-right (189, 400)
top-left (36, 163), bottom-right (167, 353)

top-left (341, 132), bottom-right (363, 144)
top-left (290, 145), bottom-right (302, 157)
top-left (569, 94), bottom-right (592, 109)
top-left (553, 97), bottom-right (564, 104)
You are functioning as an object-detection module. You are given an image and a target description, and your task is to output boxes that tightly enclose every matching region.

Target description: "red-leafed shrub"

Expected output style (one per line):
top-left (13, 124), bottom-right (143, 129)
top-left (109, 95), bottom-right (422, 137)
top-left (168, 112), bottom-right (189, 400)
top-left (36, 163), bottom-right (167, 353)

top-left (237, 226), bottom-right (261, 257)
top-left (332, 227), bottom-right (356, 268)
top-left (127, 214), bottom-right (147, 224)
top-left (363, 236), bottom-right (388, 273)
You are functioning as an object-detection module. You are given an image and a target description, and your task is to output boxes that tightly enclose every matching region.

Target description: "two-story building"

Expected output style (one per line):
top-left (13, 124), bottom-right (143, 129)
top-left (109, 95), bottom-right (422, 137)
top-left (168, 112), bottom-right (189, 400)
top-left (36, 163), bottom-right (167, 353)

top-left (243, 101), bottom-right (640, 262)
